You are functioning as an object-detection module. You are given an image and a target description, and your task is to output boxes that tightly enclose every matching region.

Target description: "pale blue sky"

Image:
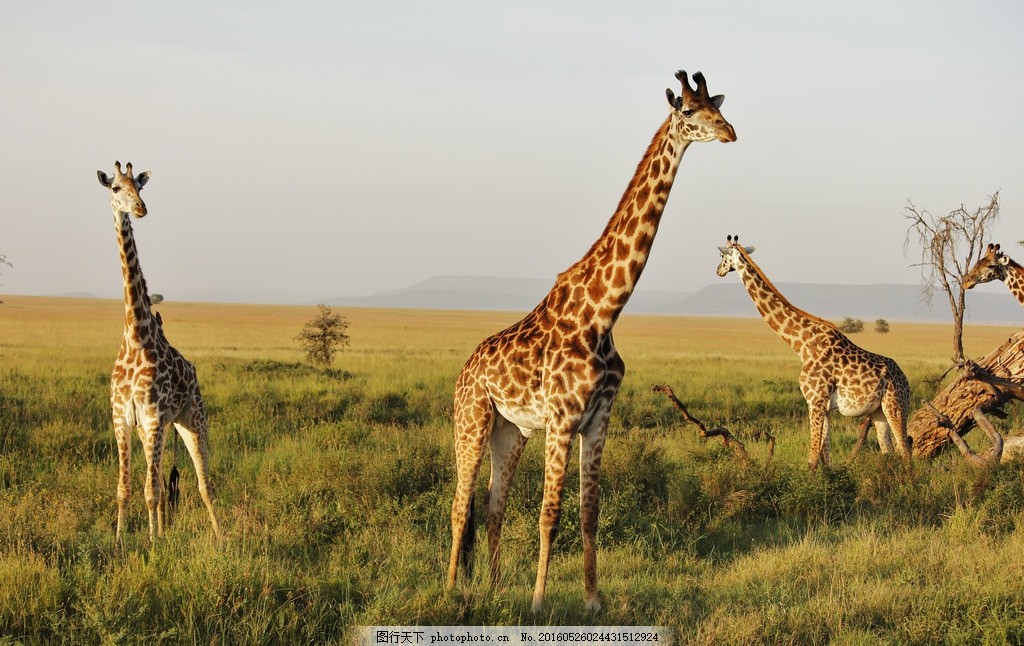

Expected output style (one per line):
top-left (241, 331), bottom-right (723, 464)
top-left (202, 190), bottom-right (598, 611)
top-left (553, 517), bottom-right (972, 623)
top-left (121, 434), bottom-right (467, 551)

top-left (1, 1), bottom-right (1021, 304)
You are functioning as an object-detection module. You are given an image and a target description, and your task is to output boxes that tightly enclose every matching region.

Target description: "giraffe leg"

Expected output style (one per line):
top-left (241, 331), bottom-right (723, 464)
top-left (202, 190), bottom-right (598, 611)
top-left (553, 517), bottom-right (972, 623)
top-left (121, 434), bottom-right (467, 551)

top-left (447, 388), bottom-right (493, 588)
top-left (485, 416), bottom-right (528, 587)
top-left (141, 422), bottom-right (166, 542)
top-left (872, 409), bottom-right (895, 454)
top-left (174, 397), bottom-right (223, 541)
top-left (532, 427), bottom-right (576, 613)
top-left (806, 401), bottom-right (830, 470)
top-left (113, 416), bottom-right (132, 543)
top-left (579, 417), bottom-right (609, 613)
top-left (881, 386), bottom-right (913, 464)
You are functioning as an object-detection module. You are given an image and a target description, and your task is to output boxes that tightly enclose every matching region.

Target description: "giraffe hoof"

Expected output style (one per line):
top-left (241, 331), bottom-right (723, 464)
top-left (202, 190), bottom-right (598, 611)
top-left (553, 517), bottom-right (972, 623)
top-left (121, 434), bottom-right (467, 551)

top-left (585, 597), bottom-right (602, 613)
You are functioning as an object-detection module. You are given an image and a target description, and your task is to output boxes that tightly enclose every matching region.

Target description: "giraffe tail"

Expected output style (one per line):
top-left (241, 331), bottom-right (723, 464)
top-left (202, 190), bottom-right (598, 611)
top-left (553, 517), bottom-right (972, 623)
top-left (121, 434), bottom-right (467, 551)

top-left (459, 493), bottom-right (477, 578)
top-left (166, 465), bottom-right (180, 523)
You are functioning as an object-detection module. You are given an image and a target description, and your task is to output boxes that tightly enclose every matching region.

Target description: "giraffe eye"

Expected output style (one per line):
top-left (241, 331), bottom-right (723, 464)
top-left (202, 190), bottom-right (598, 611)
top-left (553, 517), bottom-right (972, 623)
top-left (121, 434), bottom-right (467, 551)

top-left (682, 109), bottom-right (695, 118)
top-left (111, 186), bottom-right (121, 193)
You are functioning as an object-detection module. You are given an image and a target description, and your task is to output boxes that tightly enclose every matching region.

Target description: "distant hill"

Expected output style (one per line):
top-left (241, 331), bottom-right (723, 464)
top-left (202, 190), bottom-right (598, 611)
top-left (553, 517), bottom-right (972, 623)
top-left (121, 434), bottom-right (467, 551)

top-left (325, 275), bottom-right (1024, 325)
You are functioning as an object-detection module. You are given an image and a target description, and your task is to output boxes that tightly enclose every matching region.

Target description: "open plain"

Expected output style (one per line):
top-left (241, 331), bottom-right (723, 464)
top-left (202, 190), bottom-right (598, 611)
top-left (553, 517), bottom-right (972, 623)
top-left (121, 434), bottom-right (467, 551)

top-left (1, 295), bottom-right (1024, 644)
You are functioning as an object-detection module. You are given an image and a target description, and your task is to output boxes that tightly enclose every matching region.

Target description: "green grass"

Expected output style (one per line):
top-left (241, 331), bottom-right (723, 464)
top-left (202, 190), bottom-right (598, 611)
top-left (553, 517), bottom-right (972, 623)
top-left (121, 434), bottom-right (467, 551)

top-left (1, 296), bottom-right (1024, 644)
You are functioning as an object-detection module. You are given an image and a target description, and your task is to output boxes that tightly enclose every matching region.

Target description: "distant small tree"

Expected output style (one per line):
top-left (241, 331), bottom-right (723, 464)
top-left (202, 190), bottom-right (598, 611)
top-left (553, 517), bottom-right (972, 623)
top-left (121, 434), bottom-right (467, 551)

top-left (839, 317), bottom-right (864, 334)
top-left (875, 319), bottom-right (890, 334)
top-left (295, 304), bottom-right (350, 366)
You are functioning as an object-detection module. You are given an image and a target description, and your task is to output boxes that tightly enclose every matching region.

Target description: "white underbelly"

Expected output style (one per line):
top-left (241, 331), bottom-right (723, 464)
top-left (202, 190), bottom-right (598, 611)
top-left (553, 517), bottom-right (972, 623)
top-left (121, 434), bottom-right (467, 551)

top-left (494, 402), bottom-right (546, 437)
top-left (831, 390), bottom-right (879, 417)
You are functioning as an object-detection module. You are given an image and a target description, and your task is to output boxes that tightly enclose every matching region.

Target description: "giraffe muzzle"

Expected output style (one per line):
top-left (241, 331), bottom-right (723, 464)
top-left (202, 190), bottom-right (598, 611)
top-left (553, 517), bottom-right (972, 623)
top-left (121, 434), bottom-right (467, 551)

top-left (717, 123), bottom-right (737, 143)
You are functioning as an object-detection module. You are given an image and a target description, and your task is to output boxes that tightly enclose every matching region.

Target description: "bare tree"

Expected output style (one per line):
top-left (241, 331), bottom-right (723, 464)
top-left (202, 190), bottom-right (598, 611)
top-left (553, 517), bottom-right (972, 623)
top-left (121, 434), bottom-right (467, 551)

top-left (295, 304), bottom-right (350, 366)
top-left (903, 192), bottom-right (1000, 362)
top-left (0, 254), bottom-right (10, 305)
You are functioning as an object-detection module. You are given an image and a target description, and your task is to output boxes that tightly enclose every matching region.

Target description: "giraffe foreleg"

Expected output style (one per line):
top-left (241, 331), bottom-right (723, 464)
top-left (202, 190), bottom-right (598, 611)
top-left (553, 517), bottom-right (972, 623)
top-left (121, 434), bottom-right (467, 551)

top-left (141, 421), bottom-right (167, 542)
top-left (532, 427), bottom-right (575, 613)
top-left (485, 417), bottom-right (528, 587)
top-left (806, 401), bottom-right (831, 470)
top-left (113, 415), bottom-right (132, 543)
top-left (579, 416), bottom-right (609, 614)
top-left (174, 395), bottom-right (223, 541)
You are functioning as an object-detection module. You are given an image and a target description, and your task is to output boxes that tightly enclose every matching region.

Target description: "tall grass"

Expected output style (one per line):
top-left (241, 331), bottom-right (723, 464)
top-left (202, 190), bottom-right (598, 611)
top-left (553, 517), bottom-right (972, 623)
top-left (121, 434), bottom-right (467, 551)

top-left (1, 296), bottom-right (1023, 643)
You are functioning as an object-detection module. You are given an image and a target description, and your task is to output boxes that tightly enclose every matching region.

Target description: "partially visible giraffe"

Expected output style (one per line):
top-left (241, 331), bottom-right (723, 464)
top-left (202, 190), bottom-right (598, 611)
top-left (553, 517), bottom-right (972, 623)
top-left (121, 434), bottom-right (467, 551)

top-left (97, 161), bottom-right (222, 543)
top-left (447, 71), bottom-right (736, 612)
top-left (715, 235), bottom-right (912, 469)
top-left (964, 243), bottom-right (1024, 308)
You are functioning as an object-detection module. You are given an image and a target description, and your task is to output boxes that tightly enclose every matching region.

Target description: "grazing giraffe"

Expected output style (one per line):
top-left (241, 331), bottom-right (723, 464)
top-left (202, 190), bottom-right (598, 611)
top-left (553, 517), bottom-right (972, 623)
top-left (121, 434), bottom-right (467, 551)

top-left (97, 161), bottom-right (222, 543)
top-left (447, 71), bottom-right (736, 612)
top-left (715, 235), bottom-right (912, 469)
top-left (963, 243), bottom-right (1024, 308)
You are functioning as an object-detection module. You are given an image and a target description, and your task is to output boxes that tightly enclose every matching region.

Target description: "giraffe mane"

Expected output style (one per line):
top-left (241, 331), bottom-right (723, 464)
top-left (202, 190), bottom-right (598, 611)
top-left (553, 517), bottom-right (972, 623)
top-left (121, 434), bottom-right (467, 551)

top-left (735, 245), bottom-right (839, 330)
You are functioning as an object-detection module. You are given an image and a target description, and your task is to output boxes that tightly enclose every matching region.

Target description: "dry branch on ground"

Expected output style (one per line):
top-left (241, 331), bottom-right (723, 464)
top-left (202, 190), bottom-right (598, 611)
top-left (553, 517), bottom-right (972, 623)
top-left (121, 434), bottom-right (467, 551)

top-left (653, 384), bottom-right (774, 462)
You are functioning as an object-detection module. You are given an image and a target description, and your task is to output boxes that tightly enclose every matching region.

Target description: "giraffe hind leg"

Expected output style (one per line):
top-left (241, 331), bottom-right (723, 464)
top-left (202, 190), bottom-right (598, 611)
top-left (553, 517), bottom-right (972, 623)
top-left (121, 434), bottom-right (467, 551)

top-left (447, 390), bottom-right (493, 588)
top-left (173, 398), bottom-right (223, 541)
top-left (485, 416), bottom-right (529, 587)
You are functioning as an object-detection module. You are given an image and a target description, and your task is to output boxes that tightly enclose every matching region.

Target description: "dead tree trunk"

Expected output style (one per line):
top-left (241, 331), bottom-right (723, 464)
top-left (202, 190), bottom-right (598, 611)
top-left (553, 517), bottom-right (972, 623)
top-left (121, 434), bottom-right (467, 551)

top-left (909, 328), bottom-right (1024, 461)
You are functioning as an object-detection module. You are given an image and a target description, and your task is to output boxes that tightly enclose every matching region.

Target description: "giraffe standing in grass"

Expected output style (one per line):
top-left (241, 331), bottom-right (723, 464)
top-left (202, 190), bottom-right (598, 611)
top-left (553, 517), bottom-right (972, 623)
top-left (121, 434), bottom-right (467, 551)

top-left (447, 71), bottom-right (736, 612)
top-left (964, 243), bottom-right (1024, 308)
top-left (97, 161), bottom-right (221, 543)
top-left (715, 235), bottom-right (912, 469)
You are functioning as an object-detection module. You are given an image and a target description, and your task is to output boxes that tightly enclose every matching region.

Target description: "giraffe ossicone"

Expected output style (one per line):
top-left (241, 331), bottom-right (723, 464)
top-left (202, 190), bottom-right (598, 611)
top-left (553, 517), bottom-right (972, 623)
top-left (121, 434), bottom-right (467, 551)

top-left (98, 161), bottom-right (222, 544)
top-left (716, 235), bottom-right (913, 469)
top-left (446, 70), bottom-right (736, 613)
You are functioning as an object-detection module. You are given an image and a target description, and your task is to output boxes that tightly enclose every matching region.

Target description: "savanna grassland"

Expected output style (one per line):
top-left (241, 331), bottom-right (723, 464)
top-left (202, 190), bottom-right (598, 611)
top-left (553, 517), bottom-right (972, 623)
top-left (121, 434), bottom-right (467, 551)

top-left (3, 295), bottom-right (1024, 644)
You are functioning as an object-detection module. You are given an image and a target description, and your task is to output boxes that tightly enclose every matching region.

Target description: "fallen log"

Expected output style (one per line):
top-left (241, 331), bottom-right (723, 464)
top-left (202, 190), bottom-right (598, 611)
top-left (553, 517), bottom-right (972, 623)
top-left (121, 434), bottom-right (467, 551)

top-left (909, 328), bottom-right (1024, 460)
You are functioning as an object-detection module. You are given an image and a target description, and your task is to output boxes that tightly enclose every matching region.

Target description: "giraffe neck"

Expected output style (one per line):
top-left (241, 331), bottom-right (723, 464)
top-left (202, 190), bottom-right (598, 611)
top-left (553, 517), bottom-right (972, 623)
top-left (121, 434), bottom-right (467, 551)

top-left (114, 210), bottom-right (156, 341)
top-left (1002, 260), bottom-right (1024, 308)
top-left (547, 117), bottom-right (690, 332)
top-left (734, 249), bottom-right (825, 361)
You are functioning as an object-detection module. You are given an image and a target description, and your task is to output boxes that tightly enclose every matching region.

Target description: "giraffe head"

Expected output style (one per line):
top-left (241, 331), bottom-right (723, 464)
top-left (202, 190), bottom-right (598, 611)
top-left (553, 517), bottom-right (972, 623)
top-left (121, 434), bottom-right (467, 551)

top-left (665, 71), bottom-right (737, 144)
top-left (97, 161), bottom-right (151, 218)
top-left (963, 243), bottom-right (1012, 289)
top-left (716, 235), bottom-right (756, 276)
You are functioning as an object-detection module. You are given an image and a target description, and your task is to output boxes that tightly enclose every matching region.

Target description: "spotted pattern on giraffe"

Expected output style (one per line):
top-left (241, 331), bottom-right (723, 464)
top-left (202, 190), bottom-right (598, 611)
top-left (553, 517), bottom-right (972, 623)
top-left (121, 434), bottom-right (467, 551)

top-left (716, 235), bottom-right (912, 469)
top-left (447, 70), bottom-right (736, 613)
top-left (98, 161), bottom-right (222, 544)
top-left (964, 243), bottom-right (1024, 309)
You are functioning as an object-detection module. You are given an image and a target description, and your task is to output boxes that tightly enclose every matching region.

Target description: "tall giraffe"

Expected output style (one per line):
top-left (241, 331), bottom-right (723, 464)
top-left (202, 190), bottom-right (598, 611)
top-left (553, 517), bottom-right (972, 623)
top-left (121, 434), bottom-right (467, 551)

top-left (715, 236), bottom-right (912, 469)
top-left (964, 243), bottom-right (1024, 307)
top-left (447, 71), bottom-right (736, 612)
top-left (97, 161), bottom-right (222, 543)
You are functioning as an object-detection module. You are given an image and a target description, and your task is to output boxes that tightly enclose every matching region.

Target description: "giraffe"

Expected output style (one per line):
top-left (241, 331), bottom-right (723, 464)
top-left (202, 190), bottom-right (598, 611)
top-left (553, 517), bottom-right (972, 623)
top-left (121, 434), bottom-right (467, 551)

top-left (97, 161), bottom-right (222, 543)
top-left (447, 71), bottom-right (736, 613)
top-left (715, 235), bottom-right (912, 469)
top-left (963, 243), bottom-right (1024, 308)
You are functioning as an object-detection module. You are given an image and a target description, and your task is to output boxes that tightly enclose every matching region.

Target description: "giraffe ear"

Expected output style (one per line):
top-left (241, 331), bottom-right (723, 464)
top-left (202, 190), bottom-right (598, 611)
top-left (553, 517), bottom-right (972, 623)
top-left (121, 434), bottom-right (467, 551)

top-left (744, 246), bottom-right (756, 255)
top-left (999, 255), bottom-right (1010, 266)
top-left (136, 171), bottom-right (151, 189)
top-left (711, 94), bottom-right (725, 109)
top-left (717, 246), bottom-right (729, 254)
top-left (97, 171), bottom-right (113, 188)
top-left (665, 88), bottom-right (682, 110)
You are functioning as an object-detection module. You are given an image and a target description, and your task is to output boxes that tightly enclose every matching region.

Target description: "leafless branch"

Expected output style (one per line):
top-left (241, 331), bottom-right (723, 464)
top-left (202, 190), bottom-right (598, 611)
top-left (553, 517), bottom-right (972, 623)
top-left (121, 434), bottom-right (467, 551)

top-left (653, 384), bottom-right (775, 463)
